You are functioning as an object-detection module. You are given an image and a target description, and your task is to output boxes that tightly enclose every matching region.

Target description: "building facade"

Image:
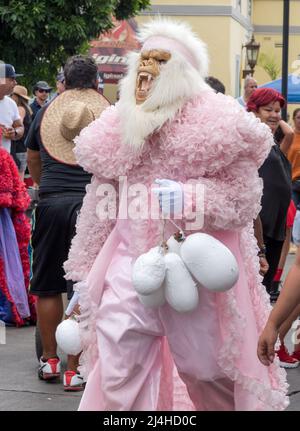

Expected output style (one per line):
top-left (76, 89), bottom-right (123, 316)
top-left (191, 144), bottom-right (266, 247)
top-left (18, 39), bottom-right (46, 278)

top-left (98, 1), bottom-right (300, 105)
top-left (136, 0), bottom-right (300, 99)
top-left (253, 0), bottom-right (300, 88)
top-left (137, 0), bottom-right (252, 97)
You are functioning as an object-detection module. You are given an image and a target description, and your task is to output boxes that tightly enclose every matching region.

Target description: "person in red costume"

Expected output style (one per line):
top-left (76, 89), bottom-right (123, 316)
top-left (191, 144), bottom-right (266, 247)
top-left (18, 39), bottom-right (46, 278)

top-left (0, 127), bottom-right (36, 326)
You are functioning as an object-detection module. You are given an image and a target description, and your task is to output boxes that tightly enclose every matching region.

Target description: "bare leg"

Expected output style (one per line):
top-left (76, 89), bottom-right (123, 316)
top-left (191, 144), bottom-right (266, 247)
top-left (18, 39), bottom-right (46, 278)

top-left (37, 295), bottom-right (64, 359)
top-left (278, 227), bottom-right (291, 270)
top-left (67, 354), bottom-right (80, 372)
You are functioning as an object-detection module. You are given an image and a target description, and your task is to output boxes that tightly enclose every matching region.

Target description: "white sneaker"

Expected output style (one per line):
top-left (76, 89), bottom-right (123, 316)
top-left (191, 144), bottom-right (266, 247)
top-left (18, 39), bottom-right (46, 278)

top-left (63, 370), bottom-right (85, 391)
top-left (38, 357), bottom-right (61, 380)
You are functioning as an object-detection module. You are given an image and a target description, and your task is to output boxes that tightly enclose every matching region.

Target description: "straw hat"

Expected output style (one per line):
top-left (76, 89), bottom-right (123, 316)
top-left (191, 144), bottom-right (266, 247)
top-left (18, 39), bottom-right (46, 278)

top-left (12, 85), bottom-right (30, 101)
top-left (40, 89), bottom-right (110, 165)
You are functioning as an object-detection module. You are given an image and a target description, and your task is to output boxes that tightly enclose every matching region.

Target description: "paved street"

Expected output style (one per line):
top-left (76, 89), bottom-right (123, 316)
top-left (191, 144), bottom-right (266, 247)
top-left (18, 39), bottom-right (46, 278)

top-left (0, 254), bottom-right (300, 411)
top-left (0, 325), bottom-right (81, 411)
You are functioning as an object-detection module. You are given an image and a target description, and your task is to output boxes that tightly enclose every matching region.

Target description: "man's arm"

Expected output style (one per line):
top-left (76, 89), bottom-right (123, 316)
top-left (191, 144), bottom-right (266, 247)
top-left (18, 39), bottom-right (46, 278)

top-left (253, 215), bottom-right (269, 277)
top-left (27, 149), bottom-right (42, 185)
top-left (2, 119), bottom-right (24, 141)
top-left (12, 118), bottom-right (24, 140)
top-left (258, 247), bottom-right (300, 366)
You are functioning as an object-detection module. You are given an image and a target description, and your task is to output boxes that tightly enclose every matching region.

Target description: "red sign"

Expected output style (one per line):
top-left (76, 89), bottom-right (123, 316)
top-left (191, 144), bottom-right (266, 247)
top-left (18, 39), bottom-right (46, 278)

top-left (90, 18), bottom-right (140, 84)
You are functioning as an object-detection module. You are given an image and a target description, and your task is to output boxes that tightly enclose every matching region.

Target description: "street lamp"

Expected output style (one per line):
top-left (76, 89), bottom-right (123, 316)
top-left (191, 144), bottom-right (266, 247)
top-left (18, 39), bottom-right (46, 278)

top-left (242, 34), bottom-right (260, 78)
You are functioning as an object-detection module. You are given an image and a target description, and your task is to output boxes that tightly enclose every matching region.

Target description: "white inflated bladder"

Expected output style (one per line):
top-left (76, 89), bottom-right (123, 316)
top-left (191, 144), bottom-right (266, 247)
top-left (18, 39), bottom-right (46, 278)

top-left (180, 233), bottom-right (239, 292)
top-left (138, 286), bottom-right (166, 308)
top-left (133, 232), bottom-right (239, 312)
top-left (132, 246), bottom-right (166, 295)
top-left (55, 318), bottom-right (82, 356)
top-left (164, 252), bottom-right (199, 313)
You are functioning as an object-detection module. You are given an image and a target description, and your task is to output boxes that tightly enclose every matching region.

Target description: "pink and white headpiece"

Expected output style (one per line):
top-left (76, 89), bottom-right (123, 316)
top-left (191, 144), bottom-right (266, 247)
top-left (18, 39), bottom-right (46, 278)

top-left (138, 18), bottom-right (209, 78)
top-left (142, 36), bottom-right (198, 70)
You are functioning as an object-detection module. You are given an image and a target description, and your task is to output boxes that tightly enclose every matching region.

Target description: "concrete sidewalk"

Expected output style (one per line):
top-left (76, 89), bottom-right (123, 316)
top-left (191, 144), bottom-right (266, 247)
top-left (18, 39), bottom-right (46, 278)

top-left (0, 253), bottom-right (300, 411)
top-left (0, 325), bottom-right (81, 411)
top-left (2, 321), bottom-right (300, 411)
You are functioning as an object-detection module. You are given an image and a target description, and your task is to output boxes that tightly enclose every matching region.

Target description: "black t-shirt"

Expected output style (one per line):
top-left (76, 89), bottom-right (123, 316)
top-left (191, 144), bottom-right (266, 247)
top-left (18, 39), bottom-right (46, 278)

top-left (25, 105), bottom-right (92, 196)
top-left (258, 144), bottom-right (292, 241)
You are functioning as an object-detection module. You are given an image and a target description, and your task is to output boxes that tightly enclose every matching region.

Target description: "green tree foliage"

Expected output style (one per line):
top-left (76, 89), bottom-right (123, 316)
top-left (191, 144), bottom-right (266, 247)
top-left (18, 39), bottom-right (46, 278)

top-left (0, 0), bottom-right (150, 91)
top-left (258, 52), bottom-right (281, 81)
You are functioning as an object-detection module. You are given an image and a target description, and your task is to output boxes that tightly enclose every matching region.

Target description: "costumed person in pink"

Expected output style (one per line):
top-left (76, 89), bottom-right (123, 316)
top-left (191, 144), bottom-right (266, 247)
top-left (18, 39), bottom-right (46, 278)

top-left (64, 19), bottom-right (289, 410)
top-left (0, 127), bottom-right (36, 326)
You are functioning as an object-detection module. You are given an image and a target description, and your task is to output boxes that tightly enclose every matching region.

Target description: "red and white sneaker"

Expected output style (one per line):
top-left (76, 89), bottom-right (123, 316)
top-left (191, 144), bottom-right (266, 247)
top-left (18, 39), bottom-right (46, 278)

top-left (38, 357), bottom-right (61, 380)
top-left (63, 371), bottom-right (85, 392)
top-left (276, 344), bottom-right (299, 369)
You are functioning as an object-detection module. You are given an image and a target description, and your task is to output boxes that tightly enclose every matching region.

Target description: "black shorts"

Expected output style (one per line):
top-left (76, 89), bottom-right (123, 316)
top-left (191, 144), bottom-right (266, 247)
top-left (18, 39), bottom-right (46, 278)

top-left (29, 194), bottom-right (84, 299)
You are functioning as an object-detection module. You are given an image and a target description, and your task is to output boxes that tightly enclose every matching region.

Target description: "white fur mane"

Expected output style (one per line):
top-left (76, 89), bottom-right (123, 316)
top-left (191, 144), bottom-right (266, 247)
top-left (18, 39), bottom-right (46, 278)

top-left (138, 18), bottom-right (209, 78)
top-left (118, 19), bottom-right (211, 150)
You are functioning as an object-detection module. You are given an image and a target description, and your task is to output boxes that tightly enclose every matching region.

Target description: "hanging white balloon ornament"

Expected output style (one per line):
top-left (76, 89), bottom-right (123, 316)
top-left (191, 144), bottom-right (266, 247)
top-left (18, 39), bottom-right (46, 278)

top-left (132, 246), bottom-right (166, 296)
top-left (180, 233), bottom-right (239, 292)
top-left (132, 221), bottom-right (239, 312)
top-left (55, 317), bottom-right (82, 356)
top-left (164, 252), bottom-right (199, 313)
top-left (138, 286), bottom-right (166, 308)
